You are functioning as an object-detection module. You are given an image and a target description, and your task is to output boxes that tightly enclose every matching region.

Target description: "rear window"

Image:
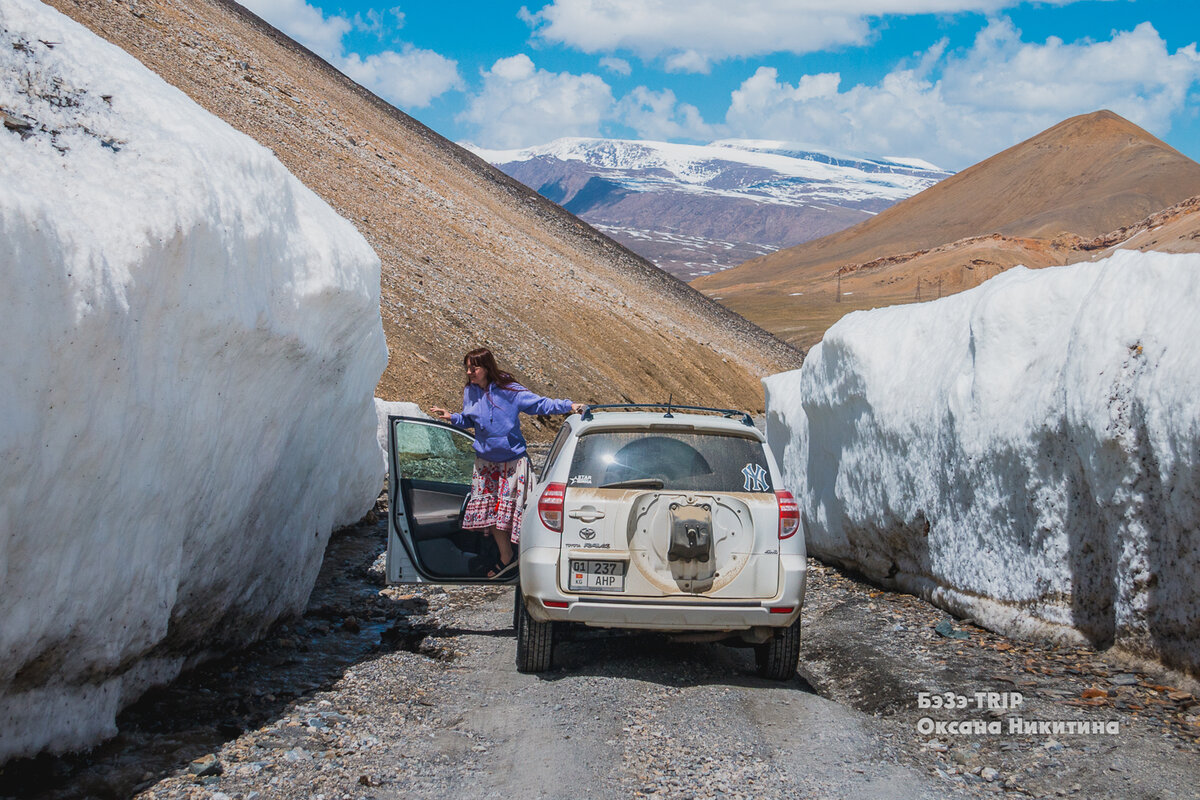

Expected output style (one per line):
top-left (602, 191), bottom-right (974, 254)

top-left (567, 430), bottom-right (773, 493)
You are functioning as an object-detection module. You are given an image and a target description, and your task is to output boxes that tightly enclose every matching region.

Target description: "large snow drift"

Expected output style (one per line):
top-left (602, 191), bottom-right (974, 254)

top-left (0, 0), bottom-right (387, 760)
top-left (374, 398), bottom-right (427, 475)
top-left (766, 250), bottom-right (1200, 677)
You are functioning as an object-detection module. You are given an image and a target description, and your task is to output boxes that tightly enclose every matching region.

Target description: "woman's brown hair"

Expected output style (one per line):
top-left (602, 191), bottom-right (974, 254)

top-left (463, 347), bottom-right (517, 389)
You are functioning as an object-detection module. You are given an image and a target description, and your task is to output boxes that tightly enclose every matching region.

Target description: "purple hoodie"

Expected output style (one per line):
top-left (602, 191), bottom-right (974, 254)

top-left (450, 382), bottom-right (573, 463)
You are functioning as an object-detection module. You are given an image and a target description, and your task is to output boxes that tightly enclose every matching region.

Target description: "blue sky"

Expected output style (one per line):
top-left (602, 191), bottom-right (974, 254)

top-left (242, 1), bottom-right (1200, 170)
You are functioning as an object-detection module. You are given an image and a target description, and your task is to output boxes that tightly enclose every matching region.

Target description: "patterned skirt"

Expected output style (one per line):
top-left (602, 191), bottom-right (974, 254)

top-left (462, 457), bottom-right (531, 542)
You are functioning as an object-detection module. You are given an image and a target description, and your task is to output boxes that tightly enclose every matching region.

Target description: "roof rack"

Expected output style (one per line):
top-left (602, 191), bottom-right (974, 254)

top-left (579, 403), bottom-right (755, 427)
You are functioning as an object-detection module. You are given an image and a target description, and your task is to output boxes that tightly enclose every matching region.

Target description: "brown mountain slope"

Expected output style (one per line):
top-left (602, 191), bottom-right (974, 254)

top-left (1077, 194), bottom-right (1200, 258)
top-left (50, 0), bottom-right (801, 425)
top-left (694, 111), bottom-right (1200, 348)
top-left (721, 195), bottom-right (1200, 346)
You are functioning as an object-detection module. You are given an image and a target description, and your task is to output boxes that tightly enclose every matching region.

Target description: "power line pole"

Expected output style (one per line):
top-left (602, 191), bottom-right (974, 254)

top-left (835, 271), bottom-right (841, 303)
top-left (915, 277), bottom-right (921, 302)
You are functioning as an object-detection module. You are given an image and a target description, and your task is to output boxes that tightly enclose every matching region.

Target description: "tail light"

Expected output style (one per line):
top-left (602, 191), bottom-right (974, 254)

top-left (538, 482), bottom-right (566, 532)
top-left (776, 491), bottom-right (799, 539)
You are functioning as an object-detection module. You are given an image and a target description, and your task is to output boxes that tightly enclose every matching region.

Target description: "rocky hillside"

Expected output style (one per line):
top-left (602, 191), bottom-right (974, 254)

top-left (472, 138), bottom-right (949, 280)
top-left (49, 0), bottom-right (801, 423)
top-left (694, 111), bottom-right (1200, 348)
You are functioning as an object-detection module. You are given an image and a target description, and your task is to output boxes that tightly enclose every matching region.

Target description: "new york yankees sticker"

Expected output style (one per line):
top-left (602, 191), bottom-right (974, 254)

top-left (742, 463), bottom-right (770, 491)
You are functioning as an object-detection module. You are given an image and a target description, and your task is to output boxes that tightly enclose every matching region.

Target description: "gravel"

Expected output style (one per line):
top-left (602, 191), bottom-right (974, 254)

top-left (3, 494), bottom-right (1196, 800)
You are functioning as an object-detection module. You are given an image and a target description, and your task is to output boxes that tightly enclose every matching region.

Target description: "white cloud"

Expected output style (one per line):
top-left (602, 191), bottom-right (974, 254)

top-left (617, 87), bottom-right (713, 141)
top-left (240, 0), bottom-right (461, 109)
top-left (459, 55), bottom-right (615, 148)
top-left (599, 56), bottom-right (632, 76)
top-left (525, 0), bottom-right (1087, 72)
top-left (459, 57), bottom-right (721, 147)
top-left (241, 0), bottom-right (351, 61)
top-left (352, 7), bottom-right (405, 37)
top-left (340, 48), bottom-right (463, 108)
top-left (663, 50), bottom-right (711, 75)
top-left (723, 19), bottom-right (1200, 168)
top-left (944, 19), bottom-right (1198, 125)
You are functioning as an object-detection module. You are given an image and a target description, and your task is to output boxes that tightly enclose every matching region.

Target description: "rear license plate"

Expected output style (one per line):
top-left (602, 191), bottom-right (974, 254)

top-left (569, 559), bottom-right (626, 592)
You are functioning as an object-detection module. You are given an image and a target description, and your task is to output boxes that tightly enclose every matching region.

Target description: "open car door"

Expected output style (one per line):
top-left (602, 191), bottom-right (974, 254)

top-left (386, 415), bottom-right (517, 584)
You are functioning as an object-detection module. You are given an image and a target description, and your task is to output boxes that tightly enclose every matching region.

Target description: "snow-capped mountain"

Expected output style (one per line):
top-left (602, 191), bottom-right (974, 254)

top-left (467, 138), bottom-right (952, 279)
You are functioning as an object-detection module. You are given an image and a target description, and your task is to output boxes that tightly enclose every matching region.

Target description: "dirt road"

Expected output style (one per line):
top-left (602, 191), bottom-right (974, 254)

top-left (222, 581), bottom-right (950, 800)
top-left (3, 512), bottom-right (1197, 800)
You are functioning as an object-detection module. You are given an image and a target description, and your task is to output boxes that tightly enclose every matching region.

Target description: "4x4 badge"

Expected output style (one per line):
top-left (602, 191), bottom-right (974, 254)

top-left (579, 527), bottom-right (596, 540)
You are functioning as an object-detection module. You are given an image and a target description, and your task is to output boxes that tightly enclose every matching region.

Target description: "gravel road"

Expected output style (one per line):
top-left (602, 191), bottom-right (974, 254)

top-left (208, 585), bottom-right (945, 800)
top-left (124, 573), bottom-right (950, 800)
top-left (3, 501), bottom-right (1197, 800)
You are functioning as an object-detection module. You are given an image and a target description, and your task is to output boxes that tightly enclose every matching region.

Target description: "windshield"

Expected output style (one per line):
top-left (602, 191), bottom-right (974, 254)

top-left (567, 430), bottom-right (773, 493)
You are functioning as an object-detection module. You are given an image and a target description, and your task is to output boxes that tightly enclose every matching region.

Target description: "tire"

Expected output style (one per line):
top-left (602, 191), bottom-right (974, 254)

top-left (515, 587), bottom-right (554, 673)
top-left (756, 616), bottom-right (801, 680)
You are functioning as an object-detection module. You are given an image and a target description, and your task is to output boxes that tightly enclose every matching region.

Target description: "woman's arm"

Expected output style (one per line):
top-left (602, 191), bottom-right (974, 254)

top-left (513, 386), bottom-right (578, 416)
top-left (430, 388), bottom-right (475, 427)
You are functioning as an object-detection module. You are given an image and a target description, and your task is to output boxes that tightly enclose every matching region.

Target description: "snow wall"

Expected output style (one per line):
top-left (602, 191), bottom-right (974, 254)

top-left (374, 399), bottom-right (427, 477)
top-left (766, 250), bottom-right (1200, 678)
top-left (0, 0), bottom-right (387, 761)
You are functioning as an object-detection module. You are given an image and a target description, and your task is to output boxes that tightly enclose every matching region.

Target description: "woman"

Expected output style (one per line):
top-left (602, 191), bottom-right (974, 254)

top-left (430, 347), bottom-right (584, 578)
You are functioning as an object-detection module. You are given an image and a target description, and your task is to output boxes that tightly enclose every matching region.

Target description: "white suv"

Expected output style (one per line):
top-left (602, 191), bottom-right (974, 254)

top-left (385, 405), bottom-right (806, 679)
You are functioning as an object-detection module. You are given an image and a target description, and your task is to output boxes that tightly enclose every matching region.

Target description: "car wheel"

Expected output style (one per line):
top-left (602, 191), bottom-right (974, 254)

top-left (756, 616), bottom-right (801, 680)
top-left (515, 586), bottom-right (554, 673)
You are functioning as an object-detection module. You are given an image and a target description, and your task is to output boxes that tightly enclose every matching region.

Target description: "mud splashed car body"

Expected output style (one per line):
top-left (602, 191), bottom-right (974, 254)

top-left (385, 407), bottom-right (805, 679)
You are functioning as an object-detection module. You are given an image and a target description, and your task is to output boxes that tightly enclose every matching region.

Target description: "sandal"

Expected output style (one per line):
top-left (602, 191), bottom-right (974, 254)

top-left (488, 553), bottom-right (519, 579)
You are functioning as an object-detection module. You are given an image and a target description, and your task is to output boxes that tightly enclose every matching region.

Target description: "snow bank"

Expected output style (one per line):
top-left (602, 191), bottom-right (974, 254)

top-left (766, 251), bottom-right (1200, 677)
top-left (0, 0), bottom-right (386, 760)
top-left (374, 399), bottom-right (427, 475)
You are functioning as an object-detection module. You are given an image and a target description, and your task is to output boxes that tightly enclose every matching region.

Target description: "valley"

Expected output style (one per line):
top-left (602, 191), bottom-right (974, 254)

top-left (474, 137), bottom-right (950, 280)
top-left (7, 2), bottom-right (1200, 796)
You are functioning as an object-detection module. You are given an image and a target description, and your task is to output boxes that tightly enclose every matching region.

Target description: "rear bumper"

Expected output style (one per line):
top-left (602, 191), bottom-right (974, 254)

top-left (519, 547), bottom-right (806, 630)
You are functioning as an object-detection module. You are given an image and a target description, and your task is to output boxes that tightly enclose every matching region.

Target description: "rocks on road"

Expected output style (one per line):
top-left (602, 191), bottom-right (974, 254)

top-left (2, 499), bottom-right (1197, 800)
top-left (120, 583), bottom-right (949, 800)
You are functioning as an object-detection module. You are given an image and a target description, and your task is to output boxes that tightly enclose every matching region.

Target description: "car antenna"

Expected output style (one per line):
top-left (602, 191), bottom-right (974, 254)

top-left (665, 393), bottom-right (674, 418)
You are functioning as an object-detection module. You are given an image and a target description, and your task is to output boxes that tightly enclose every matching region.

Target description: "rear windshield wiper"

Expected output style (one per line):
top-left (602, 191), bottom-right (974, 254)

top-left (598, 478), bottom-right (665, 489)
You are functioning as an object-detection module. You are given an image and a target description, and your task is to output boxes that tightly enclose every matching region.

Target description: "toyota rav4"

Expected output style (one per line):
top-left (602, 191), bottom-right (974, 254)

top-left (385, 405), bottom-right (805, 679)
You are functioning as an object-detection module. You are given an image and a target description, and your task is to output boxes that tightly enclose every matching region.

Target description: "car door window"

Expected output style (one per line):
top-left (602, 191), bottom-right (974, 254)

top-left (393, 419), bottom-right (476, 484)
top-left (389, 418), bottom-right (509, 582)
